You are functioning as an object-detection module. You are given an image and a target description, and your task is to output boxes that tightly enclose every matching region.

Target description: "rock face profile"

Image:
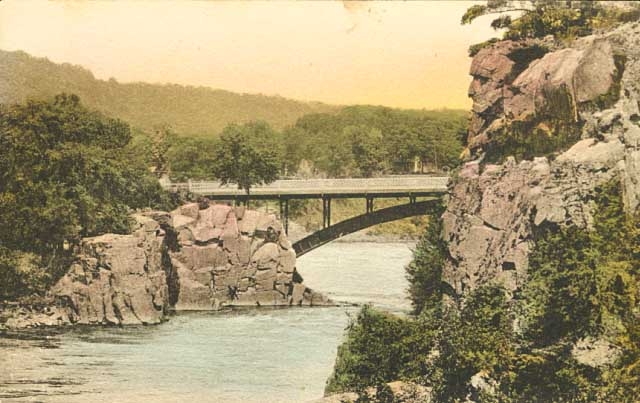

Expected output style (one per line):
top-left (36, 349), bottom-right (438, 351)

top-left (168, 200), bottom-right (328, 310)
top-left (445, 22), bottom-right (640, 297)
top-left (3, 201), bottom-right (328, 328)
top-left (466, 33), bottom-right (620, 154)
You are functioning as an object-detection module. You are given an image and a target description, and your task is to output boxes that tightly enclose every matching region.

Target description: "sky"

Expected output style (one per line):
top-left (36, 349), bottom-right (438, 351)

top-left (0, 1), bottom-right (498, 110)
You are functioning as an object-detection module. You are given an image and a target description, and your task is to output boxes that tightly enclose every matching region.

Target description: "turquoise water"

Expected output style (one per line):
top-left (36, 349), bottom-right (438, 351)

top-left (0, 242), bottom-right (414, 402)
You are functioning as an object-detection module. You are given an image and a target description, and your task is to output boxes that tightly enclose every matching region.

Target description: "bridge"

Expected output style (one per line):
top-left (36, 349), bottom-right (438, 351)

top-left (162, 176), bottom-right (449, 256)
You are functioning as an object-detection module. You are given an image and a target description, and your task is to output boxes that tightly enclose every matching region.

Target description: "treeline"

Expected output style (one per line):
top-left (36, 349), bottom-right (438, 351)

top-left (160, 106), bottom-right (468, 180)
top-left (282, 106), bottom-right (467, 177)
top-left (0, 94), bottom-right (173, 299)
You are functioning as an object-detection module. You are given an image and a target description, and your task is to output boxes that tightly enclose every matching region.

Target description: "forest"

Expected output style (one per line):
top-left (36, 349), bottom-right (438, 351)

top-left (161, 106), bottom-right (468, 181)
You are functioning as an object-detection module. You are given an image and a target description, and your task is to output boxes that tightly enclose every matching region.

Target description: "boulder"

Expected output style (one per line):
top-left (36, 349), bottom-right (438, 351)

top-left (168, 201), bottom-right (330, 309)
top-left (51, 215), bottom-right (170, 325)
top-left (11, 202), bottom-right (330, 328)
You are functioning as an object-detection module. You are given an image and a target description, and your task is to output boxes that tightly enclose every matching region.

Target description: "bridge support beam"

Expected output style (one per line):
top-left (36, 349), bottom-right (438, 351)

top-left (366, 197), bottom-right (374, 214)
top-left (322, 197), bottom-right (332, 228)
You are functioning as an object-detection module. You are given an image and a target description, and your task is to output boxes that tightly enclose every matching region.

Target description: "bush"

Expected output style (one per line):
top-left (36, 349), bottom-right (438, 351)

top-left (405, 203), bottom-right (446, 314)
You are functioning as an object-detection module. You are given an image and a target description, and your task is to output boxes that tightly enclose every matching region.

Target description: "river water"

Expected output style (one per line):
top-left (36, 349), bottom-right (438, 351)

top-left (0, 242), bottom-right (414, 403)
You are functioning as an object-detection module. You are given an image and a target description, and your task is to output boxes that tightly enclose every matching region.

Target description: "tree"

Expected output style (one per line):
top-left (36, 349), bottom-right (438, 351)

top-left (462, 1), bottom-right (639, 46)
top-left (149, 125), bottom-right (177, 177)
top-left (346, 125), bottom-right (386, 177)
top-left (0, 94), bottom-right (171, 297)
top-left (212, 121), bottom-right (282, 194)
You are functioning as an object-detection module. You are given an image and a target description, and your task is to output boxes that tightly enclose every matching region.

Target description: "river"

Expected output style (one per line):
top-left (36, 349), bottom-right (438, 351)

top-left (0, 242), bottom-right (414, 403)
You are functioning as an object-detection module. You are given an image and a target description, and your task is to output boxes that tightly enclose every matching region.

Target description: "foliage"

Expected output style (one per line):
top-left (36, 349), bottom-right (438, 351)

top-left (166, 136), bottom-right (218, 181)
top-left (325, 305), bottom-right (434, 396)
top-left (405, 203), bottom-right (446, 314)
top-left (0, 247), bottom-right (50, 299)
top-left (326, 285), bottom-right (512, 402)
top-left (327, 180), bottom-right (640, 402)
top-left (0, 94), bottom-right (171, 298)
top-left (462, 1), bottom-right (640, 45)
top-left (432, 286), bottom-right (514, 402)
top-left (522, 181), bottom-right (639, 346)
top-left (283, 106), bottom-right (467, 178)
top-left (212, 121), bottom-right (282, 194)
top-left (346, 126), bottom-right (386, 178)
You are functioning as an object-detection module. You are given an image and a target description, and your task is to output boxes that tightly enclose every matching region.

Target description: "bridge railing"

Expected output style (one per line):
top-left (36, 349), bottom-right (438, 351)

top-left (161, 176), bottom-right (449, 196)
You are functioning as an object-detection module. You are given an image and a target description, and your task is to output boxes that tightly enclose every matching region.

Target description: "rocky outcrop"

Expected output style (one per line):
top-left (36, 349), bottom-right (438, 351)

top-left (445, 22), bottom-right (640, 297)
top-left (1, 202), bottom-right (328, 329)
top-left (435, 22), bottom-right (640, 402)
top-left (466, 29), bottom-right (623, 155)
top-left (312, 382), bottom-right (431, 403)
top-left (169, 200), bottom-right (328, 310)
top-left (51, 214), bottom-right (170, 325)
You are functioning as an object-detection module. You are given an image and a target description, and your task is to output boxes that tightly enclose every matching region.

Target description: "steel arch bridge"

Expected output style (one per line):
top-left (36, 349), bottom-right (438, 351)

top-left (162, 176), bottom-right (448, 256)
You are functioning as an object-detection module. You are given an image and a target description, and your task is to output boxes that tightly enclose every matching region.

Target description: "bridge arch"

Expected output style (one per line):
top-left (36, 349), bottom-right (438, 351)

top-left (292, 199), bottom-right (441, 257)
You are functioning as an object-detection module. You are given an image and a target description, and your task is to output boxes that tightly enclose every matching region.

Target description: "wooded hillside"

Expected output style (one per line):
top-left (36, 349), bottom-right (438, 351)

top-left (0, 49), bottom-right (337, 136)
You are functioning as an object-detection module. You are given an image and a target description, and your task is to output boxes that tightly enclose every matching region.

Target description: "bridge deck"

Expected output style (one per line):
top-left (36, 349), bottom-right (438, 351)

top-left (162, 176), bottom-right (449, 199)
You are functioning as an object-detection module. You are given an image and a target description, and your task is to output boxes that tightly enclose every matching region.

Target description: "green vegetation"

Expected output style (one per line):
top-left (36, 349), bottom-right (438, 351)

top-left (0, 50), bottom-right (337, 137)
top-left (463, 1), bottom-right (640, 55)
top-left (0, 94), bottom-right (172, 299)
top-left (1, 50), bottom-right (468, 182)
top-left (405, 202), bottom-right (446, 313)
top-left (283, 106), bottom-right (467, 177)
top-left (212, 121), bottom-right (282, 194)
top-left (327, 181), bottom-right (640, 402)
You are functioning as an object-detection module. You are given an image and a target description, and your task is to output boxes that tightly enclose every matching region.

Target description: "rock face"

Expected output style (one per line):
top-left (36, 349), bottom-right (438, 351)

top-left (312, 382), bottom-right (431, 403)
top-left (51, 214), bottom-right (170, 325)
top-left (2, 202), bottom-right (327, 329)
top-left (435, 22), bottom-right (640, 401)
top-left (466, 32), bottom-right (620, 154)
top-left (168, 200), bottom-right (328, 310)
top-left (444, 22), bottom-right (640, 298)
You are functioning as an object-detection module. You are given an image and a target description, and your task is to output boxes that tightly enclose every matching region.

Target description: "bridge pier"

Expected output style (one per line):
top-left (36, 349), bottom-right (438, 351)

top-left (366, 197), bottom-right (374, 214)
top-left (322, 197), bottom-right (332, 228)
top-left (279, 198), bottom-right (289, 234)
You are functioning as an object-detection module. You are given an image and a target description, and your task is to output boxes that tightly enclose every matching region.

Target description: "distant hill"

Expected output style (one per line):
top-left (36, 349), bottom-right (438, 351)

top-left (0, 49), bottom-right (339, 136)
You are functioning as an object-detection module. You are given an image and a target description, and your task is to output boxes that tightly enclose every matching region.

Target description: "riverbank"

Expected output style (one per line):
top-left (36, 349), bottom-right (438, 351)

top-left (0, 242), bottom-right (414, 402)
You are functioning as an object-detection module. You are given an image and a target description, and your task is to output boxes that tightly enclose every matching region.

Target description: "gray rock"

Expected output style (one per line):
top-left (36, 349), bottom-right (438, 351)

top-left (51, 215), bottom-right (169, 325)
top-left (168, 202), bottom-right (330, 309)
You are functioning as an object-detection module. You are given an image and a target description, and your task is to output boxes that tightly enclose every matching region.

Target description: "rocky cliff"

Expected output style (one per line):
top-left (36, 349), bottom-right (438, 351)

top-left (443, 22), bottom-right (640, 298)
top-left (2, 201), bottom-right (328, 329)
top-left (168, 200), bottom-right (327, 310)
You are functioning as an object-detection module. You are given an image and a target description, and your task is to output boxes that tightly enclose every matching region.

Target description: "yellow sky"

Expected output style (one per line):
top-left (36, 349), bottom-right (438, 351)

top-left (0, 1), bottom-right (498, 109)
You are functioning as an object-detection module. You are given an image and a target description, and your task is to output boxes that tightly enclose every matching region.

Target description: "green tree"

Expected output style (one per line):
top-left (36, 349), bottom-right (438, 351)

top-left (212, 121), bottom-right (282, 194)
top-left (346, 125), bottom-right (386, 177)
top-left (0, 94), bottom-right (170, 297)
top-left (405, 203), bottom-right (446, 314)
top-left (462, 0), bottom-right (640, 51)
top-left (149, 125), bottom-right (177, 177)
